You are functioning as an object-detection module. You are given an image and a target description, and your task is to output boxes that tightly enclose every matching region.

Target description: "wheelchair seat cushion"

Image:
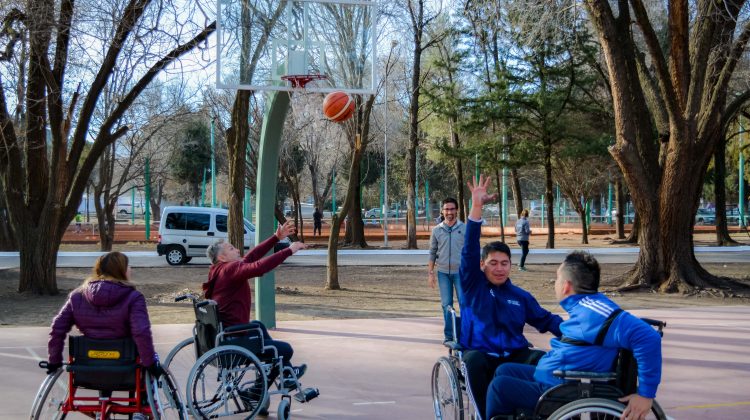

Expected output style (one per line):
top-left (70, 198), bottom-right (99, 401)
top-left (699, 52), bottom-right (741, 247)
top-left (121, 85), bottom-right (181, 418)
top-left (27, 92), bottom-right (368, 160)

top-left (68, 336), bottom-right (138, 391)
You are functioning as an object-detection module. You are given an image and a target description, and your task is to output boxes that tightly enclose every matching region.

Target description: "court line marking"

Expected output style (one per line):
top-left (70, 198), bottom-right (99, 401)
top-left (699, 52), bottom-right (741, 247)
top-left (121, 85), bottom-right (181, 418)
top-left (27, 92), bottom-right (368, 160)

top-left (26, 346), bottom-right (43, 361)
top-left (672, 401), bottom-right (750, 409)
top-left (352, 401), bottom-right (396, 406)
top-left (0, 351), bottom-right (40, 362)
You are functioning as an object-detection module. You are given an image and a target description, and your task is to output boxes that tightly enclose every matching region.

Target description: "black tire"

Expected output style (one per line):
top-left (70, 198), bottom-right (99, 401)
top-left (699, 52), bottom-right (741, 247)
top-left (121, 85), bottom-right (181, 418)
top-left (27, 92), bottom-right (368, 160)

top-left (547, 398), bottom-right (667, 420)
top-left (432, 356), bottom-right (464, 420)
top-left (186, 345), bottom-right (267, 420)
top-left (30, 369), bottom-right (68, 420)
top-left (278, 398), bottom-right (291, 420)
top-left (146, 369), bottom-right (188, 419)
top-left (165, 246), bottom-right (186, 265)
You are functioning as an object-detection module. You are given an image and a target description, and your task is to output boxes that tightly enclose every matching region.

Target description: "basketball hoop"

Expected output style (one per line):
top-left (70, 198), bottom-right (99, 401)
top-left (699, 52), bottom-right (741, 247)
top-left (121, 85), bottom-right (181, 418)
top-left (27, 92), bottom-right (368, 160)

top-left (281, 74), bottom-right (329, 89)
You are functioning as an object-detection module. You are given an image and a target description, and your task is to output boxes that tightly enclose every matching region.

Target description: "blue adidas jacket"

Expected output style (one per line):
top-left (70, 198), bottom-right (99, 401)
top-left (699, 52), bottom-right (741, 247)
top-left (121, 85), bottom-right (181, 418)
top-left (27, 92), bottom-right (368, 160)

top-left (459, 219), bottom-right (562, 356)
top-left (534, 293), bottom-right (662, 398)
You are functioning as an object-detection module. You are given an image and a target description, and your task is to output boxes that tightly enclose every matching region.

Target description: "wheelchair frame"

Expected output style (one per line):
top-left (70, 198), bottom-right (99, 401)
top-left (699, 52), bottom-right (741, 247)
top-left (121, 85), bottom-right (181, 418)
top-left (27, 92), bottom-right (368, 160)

top-left (164, 293), bottom-right (317, 420)
top-left (30, 336), bottom-right (186, 420)
top-left (432, 305), bottom-right (669, 420)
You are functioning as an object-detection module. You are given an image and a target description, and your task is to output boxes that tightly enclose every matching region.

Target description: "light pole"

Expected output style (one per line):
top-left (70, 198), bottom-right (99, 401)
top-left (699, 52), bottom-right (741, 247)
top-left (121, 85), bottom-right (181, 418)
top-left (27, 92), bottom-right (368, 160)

top-left (383, 40), bottom-right (398, 247)
top-left (211, 117), bottom-right (216, 208)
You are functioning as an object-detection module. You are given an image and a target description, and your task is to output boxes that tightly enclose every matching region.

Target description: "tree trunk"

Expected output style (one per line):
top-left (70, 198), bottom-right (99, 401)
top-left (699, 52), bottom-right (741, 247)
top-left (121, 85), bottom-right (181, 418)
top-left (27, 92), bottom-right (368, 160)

top-left (615, 178), bottom-right (625, 239)
top-left (511, 168), bottom-right (523, 217)
top-left (713, 135), bottom-right (737, 245)
top-left (17, 227), bottom-right (62, 294)
top-left (494, 169), bottom-right (505, 241)
top-left (544, 140), bottom-right (555, 248)
top-left (227, 91), bottom-right (251, 251)
top-left (326, 134), bottom-right (364, 289)
top-left (580, 211), bottom-right (589, 244)
top-left (347, 178), bottom-right (367, 247)
top-left (0, 199), bottom-right (16, 251)
top-left (449, 120), bottom-right (467, 222)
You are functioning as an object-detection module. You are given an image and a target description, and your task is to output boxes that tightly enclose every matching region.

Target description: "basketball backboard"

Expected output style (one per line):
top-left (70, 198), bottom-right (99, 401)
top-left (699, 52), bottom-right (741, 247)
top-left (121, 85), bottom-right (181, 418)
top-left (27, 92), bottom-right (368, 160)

top-left (217, 0), bottom-right (377, 94)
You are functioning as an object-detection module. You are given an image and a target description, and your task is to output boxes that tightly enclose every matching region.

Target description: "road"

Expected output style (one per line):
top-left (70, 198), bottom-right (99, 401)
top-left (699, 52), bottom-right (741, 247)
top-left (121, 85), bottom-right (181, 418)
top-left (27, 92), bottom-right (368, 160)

top-left (2, 246), bottom-right (750, 268)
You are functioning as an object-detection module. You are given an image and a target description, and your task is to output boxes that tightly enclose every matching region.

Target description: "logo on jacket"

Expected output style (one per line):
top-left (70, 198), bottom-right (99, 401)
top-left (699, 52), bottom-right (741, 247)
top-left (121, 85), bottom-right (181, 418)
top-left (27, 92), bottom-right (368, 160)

top-left (506, 299), bottom-right (520, 306)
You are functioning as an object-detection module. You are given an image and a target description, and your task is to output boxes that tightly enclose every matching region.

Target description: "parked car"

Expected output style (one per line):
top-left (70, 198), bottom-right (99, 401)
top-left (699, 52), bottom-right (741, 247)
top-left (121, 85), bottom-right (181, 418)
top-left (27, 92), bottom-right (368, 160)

top-left (117, 202), bottom-right (145, 215)
top-left (157, 206), bottom-right (290, 265)
top-left (694, 208), bottom-right (716, 225)
top-left (364, 207), bottom-right (399, 219)
top-left (726, 207), bottom-right (749, 226)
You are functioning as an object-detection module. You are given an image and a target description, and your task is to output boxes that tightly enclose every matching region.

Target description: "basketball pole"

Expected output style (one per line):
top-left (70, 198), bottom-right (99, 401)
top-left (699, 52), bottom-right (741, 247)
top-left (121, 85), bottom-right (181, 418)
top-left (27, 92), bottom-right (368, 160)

top-left (255, 91), bottom-right (291, 328)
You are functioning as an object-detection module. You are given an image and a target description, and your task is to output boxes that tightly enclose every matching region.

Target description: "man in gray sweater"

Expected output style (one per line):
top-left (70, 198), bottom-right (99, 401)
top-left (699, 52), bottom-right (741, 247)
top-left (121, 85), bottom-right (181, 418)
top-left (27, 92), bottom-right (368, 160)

top-left (428, 197), bottom-right (466, 343)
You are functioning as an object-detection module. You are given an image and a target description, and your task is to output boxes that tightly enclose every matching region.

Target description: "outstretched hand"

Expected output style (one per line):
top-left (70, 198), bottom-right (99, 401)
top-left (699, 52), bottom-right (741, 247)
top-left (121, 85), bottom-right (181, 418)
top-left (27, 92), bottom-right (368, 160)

top-left (618, 394), bottom-right (653, 420)
top-left (275, 220), bottom-right (296, 240)
top-left (467, 174), bottom-right (497, 205)
top-left (289, 241), bottom-right (307, 254)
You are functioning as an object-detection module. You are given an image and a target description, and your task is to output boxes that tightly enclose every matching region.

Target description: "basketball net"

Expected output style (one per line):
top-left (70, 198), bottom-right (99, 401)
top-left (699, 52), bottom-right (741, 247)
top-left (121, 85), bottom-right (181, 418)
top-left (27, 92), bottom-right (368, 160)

top-left (281, 75), bottom-right (329, 130)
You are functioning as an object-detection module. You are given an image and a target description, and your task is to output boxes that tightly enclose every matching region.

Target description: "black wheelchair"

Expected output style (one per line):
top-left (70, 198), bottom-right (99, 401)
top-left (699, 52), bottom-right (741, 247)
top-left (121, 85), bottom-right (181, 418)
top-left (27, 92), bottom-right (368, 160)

top-left (30, 336), bottom-right (186, 419)
top-left (164, 293), bottom-right (319, 420)
top-left (432, 306), bottom-right (669, 420)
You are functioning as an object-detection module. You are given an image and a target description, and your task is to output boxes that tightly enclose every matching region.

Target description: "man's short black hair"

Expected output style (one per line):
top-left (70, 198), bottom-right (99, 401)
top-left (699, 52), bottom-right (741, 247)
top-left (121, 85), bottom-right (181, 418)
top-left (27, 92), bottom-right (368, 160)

top-left (560, 251), bottom-right (600, 294)
top-left (442, 197), bottom-right (458, 209)
top-left (482, 241), bottom-right (511, 261)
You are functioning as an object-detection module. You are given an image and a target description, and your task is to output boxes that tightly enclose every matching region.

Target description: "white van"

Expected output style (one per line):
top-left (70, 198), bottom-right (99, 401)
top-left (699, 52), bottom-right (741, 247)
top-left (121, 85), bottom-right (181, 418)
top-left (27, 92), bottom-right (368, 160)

top-left (156, 206), bottom-right (289, 265)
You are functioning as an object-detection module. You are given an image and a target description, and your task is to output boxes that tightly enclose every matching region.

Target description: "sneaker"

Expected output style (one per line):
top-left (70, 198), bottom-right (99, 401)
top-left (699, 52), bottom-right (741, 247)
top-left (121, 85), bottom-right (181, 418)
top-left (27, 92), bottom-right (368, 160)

top-left (519, 266), bottom-right (528, 272)
top-left (291, 364), bottom-right (307, 380)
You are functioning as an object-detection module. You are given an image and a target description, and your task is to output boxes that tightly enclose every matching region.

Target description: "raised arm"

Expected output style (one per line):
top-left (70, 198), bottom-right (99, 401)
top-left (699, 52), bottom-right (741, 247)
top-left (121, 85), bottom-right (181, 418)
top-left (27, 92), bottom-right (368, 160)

top-left (244, 220), bottom-right (296, 262)
top-left (460, 175), bottom-right (498, 294)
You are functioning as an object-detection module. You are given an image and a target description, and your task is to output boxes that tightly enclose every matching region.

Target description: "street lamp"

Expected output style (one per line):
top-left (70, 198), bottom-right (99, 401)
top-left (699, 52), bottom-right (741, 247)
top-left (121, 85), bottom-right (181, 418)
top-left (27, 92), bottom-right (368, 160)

top-left (383, 40), bottom-right (398, 247)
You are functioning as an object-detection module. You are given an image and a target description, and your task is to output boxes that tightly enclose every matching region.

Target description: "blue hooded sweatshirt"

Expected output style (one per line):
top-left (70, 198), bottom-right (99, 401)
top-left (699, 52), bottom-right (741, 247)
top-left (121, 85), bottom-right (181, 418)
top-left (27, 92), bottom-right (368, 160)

top-left (534, 293), bottom-right (662, 398)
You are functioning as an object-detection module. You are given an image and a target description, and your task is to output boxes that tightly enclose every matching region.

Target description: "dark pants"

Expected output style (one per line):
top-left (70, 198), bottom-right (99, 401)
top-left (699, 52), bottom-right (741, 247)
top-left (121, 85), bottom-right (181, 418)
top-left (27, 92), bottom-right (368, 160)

top-left (462, 348), bottom-right (534, 420)
top-left (486, 363), bottom-right (549, 418)
top-left (242, 321), bottom-right (294, 386)
top-left (517, 240), bottom-right (529, 267)
top-left (313, 222), bottom-right (322, 236)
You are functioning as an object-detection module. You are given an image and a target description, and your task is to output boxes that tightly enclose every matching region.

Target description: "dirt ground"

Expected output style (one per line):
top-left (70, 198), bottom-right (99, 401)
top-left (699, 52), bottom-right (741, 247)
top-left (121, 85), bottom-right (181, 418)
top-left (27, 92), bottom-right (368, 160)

top-left (2, 232), bottom-right (750, 327)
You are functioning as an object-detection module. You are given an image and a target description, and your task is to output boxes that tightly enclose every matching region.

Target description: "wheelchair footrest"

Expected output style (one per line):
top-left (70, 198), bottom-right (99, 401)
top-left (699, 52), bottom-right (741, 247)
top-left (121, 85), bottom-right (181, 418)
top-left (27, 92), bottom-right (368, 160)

top-left (293, 387), bottom-right (319, 403)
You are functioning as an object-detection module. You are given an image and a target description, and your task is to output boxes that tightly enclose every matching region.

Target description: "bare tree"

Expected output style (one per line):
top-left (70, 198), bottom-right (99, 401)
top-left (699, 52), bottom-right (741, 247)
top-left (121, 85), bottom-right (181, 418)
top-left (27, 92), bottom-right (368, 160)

top-left (0, 0), bottom-right (215, 293)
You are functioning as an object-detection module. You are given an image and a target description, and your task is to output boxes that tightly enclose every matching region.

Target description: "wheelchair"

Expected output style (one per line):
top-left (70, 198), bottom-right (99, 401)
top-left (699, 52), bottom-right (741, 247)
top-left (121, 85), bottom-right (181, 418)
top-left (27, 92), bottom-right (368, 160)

top-left (432, 306), bottom-right (544, 420)
top-left (30, 336), bottom-right (187, 419)
top-left (431, 306), bottom-right (669, 420)
top-left (164, 293), bottom-right (318, 420)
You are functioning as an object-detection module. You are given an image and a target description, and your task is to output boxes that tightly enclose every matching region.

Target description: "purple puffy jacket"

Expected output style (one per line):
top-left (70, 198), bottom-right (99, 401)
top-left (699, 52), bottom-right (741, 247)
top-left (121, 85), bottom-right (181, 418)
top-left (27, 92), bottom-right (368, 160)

top-left (47, 280), bottom-right (157, 367)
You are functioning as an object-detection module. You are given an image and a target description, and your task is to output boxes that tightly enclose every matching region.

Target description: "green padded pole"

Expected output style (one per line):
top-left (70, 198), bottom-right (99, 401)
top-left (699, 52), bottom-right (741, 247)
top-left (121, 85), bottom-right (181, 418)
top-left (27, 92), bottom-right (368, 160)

top-left (254, 91), bottom-right (290, 328)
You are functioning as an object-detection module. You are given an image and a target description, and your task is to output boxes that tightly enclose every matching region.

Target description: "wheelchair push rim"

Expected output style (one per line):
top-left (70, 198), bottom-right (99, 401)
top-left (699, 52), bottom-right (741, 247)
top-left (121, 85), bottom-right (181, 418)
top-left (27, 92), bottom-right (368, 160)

top-left (432, 356), bottom-right (464, 420)
top-left (186, 345), bottom-right (267, 419)
top-left (146, 369), bottom-right (188, 419)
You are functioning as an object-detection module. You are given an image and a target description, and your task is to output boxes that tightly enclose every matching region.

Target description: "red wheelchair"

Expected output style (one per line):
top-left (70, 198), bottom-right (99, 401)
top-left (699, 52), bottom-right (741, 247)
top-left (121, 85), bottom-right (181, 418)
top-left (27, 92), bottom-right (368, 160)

top-left (30, 336), bottom-right (186, 419)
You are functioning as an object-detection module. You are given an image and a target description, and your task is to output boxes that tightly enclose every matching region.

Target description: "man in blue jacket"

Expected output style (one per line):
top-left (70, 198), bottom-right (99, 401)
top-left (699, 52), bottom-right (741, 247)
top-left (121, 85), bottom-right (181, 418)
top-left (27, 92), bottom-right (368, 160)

top-left (485, 251), bottom-right (662, 420)
top-left (460, 175), bottom-right (563, 419)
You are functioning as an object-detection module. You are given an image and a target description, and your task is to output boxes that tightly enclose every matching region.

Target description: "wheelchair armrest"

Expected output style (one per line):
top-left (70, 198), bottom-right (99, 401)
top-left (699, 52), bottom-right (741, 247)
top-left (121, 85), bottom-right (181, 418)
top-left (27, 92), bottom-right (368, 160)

top-left (223, 323), bottom-right (263, 335)
top-left (553, 370), bottom-right (617, 382)
top-left (443, 340), bottom-right (463, 351)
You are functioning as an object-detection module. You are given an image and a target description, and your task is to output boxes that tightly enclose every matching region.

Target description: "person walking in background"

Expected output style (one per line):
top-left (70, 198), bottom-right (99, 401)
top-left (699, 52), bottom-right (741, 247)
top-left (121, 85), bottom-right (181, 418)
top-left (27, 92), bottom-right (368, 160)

top-left (313, 207), bottom-right (323, 236)
top-left (74, 212), bottom-right (83, 234)
top-left (428, 197), bottom-right (465, 343)
top-left (515, 209), bottom-right (531, 271)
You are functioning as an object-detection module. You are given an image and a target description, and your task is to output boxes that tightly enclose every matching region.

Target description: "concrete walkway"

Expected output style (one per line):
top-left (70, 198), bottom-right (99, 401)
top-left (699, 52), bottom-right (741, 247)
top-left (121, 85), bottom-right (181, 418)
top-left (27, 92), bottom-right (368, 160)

top-left (2, 306), bottom-right (749, 419)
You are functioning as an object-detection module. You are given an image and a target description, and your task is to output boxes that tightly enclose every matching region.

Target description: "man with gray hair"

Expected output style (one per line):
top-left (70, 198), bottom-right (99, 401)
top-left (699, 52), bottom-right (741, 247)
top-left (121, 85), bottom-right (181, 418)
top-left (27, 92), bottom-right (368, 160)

top-left (203, 220), bottom-right (307, 413)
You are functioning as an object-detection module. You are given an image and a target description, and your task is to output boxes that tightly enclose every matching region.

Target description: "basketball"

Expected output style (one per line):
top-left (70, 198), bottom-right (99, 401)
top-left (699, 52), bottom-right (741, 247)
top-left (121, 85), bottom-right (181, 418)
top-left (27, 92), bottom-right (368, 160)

top-left (323, 91), bottom-right (355, 122)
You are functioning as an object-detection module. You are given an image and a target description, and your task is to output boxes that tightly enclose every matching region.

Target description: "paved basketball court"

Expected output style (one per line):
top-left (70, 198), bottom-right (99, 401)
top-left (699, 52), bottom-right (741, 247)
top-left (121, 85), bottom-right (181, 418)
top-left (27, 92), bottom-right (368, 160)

top-left (2, 306), bottom-right (749, 419)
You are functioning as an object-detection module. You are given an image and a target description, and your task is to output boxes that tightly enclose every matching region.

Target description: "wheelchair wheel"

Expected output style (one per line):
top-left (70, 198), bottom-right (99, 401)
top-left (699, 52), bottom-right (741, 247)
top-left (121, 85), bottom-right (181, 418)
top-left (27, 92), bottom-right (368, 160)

top-left (30, 369), bottom-right (68, 420)
top-left (278, 398), bottom-right (291, 420)
top-left (548, 397), bottom-right (668, 420)
top-left (432, 356), bottom-right (464, 420)
top-left (164, 337), bottom-right (196, 397)
top-left (548, 398), bottom-right (625, 419)
top-left (146, 370), bottom-right (188, 419)
top-left (186, 345), bottom-right (267, 420)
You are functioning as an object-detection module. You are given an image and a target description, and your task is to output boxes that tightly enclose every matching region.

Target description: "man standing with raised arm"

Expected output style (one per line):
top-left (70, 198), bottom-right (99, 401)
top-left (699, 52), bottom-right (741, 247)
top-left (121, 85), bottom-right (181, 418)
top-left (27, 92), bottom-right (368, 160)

top-left (460, 175), bottom-right (563, 419)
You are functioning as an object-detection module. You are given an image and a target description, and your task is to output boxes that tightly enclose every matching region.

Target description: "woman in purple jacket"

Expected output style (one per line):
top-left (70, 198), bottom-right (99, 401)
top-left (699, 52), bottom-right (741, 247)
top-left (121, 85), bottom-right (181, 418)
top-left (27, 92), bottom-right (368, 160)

top-left (46, 252), bottom-right (160, 375)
